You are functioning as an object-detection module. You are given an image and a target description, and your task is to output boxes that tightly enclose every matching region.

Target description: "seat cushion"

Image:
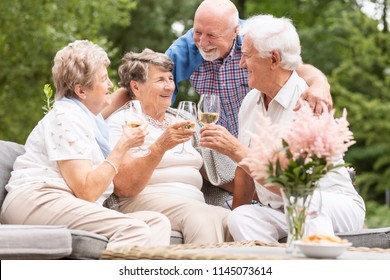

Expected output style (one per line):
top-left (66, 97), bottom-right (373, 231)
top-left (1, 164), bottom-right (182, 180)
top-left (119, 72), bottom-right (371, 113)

top-left (68, 229), bottom-right (185, 259)
top-left (337, 227), bottom-right (390, 249)
top-left (0, 225), bottom-right (72, 259)
top-left (0, 140), bottom-right (25, 206)
top-left (170, 230), bottom-right (184, 245)
top-left (68, 229), bottom-right (108, 259)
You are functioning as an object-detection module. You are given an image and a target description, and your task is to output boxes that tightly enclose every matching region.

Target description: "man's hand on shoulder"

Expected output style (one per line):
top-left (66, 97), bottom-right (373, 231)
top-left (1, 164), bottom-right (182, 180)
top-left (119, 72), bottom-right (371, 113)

top-left (295, 64), bottom-right (333, 115)
top-left (296, 81), bottom-right (332, 114)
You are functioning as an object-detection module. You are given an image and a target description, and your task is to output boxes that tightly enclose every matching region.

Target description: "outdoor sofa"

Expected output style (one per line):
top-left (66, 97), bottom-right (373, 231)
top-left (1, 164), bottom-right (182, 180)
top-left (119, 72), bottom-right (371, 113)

top-left (1, 139), bottom-right (389, 259)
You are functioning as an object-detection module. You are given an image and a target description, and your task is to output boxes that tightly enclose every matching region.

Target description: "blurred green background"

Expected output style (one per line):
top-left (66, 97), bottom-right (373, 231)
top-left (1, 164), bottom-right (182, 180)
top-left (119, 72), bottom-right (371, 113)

top-left (1, 0), bottom-right (389, 227)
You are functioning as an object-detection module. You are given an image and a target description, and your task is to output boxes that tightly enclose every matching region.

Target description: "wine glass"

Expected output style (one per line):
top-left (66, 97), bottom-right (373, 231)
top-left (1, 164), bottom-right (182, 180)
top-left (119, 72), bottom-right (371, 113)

top-left (174, 101), bottom-right (197, 157)
top-left (197, 94), bottom-right (221, 125)
top-left (124, 100), bottom-right (151, 158)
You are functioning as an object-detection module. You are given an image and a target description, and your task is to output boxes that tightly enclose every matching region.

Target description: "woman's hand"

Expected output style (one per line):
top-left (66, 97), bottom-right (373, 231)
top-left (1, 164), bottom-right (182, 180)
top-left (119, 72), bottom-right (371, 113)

top-left (112, 120), bottom-right (196, 197)
top-left (155, 121), bottom-right (195, 152)
top-left (118, 123), bottom-right (149, 150)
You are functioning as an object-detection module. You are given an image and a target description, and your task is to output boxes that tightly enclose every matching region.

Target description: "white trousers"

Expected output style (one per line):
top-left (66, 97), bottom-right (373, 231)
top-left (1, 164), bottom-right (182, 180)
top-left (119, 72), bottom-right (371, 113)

top-left (227, 191), bottom-right (365, 242)
top-left (118, 192), bottom-right (232, 244)
top-left (0, 183), bottom-right (171, 250)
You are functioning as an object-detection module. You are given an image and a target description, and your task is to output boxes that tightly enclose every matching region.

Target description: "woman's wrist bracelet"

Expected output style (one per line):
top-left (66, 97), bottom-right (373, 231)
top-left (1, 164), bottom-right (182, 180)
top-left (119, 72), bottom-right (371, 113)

top-left (104, 159), bottom-right (118, 174)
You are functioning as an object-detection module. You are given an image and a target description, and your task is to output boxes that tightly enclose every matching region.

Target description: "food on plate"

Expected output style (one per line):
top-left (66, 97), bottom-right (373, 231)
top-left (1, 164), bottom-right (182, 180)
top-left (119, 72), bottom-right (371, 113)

top-left (302, 234), bottom-right (349, 245)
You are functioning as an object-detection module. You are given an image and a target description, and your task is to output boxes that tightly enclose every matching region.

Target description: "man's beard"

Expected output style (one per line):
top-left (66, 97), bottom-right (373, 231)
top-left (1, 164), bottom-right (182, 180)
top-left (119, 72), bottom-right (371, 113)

top-left (199, 48), bottom-right (221, 61)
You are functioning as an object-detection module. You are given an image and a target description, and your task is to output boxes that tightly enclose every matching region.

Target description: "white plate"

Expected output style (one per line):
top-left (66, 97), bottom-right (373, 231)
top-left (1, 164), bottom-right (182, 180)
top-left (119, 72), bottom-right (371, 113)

top-left (293, 241), bottom-right (352, 259)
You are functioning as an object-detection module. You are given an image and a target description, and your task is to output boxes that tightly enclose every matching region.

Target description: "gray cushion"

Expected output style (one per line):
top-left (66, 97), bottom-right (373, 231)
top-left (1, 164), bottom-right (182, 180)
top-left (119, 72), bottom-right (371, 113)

top-left (68, 230), bottom-right (184, 259)
top-left (68, 230), bottom-right (108, 260)
top-left (0, 140), bottom-right (25, 206)
top-left (170, 230), bottom-right (184, 245)
top-left (0, 225), bottom-right (72, 259)
top-left (337, 227), bottom-right (390, 249)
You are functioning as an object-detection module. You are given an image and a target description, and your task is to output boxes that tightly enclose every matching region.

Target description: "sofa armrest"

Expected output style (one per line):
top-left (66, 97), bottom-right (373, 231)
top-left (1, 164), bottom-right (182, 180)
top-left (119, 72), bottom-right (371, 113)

top-left (0, 140), bottom-right (25, 206)
top-left (0, 225), bottom-right (72, 259)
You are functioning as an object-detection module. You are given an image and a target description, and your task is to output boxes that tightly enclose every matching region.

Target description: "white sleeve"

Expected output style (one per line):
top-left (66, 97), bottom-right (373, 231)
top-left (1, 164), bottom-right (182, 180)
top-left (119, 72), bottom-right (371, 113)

top-left (238, 89), bottom-right (257, 147)
top-left (106, 110), bottom-right (126, 150)
top-left (45, 105), bottom-right (95, 161)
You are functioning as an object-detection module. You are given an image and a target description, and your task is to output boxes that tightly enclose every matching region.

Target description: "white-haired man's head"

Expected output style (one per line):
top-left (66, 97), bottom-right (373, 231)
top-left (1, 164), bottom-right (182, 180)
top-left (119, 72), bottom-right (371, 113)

top-left (239, 14), bottom-right (302, 70)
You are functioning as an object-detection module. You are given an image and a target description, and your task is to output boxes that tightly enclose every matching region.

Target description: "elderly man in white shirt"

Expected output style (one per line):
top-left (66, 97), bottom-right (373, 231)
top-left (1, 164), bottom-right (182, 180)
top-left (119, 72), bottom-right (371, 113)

top-left (199, 14), bottom-right (365, 243)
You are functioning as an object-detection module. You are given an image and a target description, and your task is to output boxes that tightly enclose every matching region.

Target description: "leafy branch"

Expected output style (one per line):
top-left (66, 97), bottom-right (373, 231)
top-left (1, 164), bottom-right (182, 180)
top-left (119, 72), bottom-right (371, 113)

top-left (42, 84), bottom-right (54, 114)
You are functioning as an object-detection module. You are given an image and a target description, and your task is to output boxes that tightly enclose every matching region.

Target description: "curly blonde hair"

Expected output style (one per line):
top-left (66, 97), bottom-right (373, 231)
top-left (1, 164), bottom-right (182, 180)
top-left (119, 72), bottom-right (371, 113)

top-left (52, 40), bottom-right (110, 100)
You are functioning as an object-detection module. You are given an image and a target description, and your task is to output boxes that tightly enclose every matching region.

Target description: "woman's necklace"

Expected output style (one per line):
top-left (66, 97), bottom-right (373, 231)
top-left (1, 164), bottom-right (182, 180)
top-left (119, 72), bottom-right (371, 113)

top-left (144, 113), bottom-right (173, 129)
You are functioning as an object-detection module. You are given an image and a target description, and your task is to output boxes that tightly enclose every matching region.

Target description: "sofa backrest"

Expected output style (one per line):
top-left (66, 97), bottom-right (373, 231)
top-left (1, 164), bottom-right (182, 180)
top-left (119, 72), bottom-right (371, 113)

top-left (0, 140), bottom-right (25, 207)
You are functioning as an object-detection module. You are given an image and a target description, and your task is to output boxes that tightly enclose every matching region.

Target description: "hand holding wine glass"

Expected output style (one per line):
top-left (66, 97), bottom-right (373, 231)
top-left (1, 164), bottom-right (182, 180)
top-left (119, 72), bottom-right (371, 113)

top-left (197, 94), bottom-right (221, 125)
top-left (174, 101), bottom-right (197, 157)
top-left (124, 100), bottom-right (151, 158)
top-left (197, 94), bottom-right (221, 151)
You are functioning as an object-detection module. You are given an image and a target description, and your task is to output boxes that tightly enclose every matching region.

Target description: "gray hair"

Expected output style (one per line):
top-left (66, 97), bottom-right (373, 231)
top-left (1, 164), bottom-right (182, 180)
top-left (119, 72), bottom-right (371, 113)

top-left (52, 40), bottom-right (110, 100)
top-left (118, 48), bottom-right (174, 99)
top-left (239, 15), bottom-right (302, 70)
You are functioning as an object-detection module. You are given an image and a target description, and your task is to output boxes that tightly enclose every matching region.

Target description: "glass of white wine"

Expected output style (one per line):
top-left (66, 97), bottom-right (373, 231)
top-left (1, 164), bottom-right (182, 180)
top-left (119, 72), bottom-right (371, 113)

top-left (174, 101), bottom-right (197, 157)
top-left (124, 100), bottom-right (151, 158)
top-left (197, 94), bottom-right (220, 125)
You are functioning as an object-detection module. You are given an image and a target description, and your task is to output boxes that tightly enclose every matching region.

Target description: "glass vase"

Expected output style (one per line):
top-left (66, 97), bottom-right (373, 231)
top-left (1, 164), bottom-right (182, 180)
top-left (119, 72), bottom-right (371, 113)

top-left (281, 188), bottom-right (314, 254)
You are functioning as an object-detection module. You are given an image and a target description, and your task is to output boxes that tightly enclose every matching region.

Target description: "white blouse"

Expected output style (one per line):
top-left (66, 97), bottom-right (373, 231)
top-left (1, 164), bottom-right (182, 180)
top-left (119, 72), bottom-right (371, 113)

top-left (107, 109), bottom-right (205, 202)
top-left (6, 101), bottom-right (114, 205)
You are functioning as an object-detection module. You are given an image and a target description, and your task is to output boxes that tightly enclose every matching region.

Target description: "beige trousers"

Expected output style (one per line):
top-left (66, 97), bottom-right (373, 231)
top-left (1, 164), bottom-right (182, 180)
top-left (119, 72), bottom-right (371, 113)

top-left (118, 192), bottom-right (232, 244)
top-left (0, 184), bottom-right (171, 250)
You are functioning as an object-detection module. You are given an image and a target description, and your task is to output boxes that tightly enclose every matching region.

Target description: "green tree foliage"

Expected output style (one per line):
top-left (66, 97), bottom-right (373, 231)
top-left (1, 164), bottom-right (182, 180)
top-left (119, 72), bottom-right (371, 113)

top-left (104, 0), bottom-right (202, 71)
top-left (103, 0), bottom-right (202, 106)
top-left (365, 200), bottom-right (390, 228)
top-left (301, 3), bottom-right (390, 202)
top-left (0, 0), bottom-right (136, 143)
